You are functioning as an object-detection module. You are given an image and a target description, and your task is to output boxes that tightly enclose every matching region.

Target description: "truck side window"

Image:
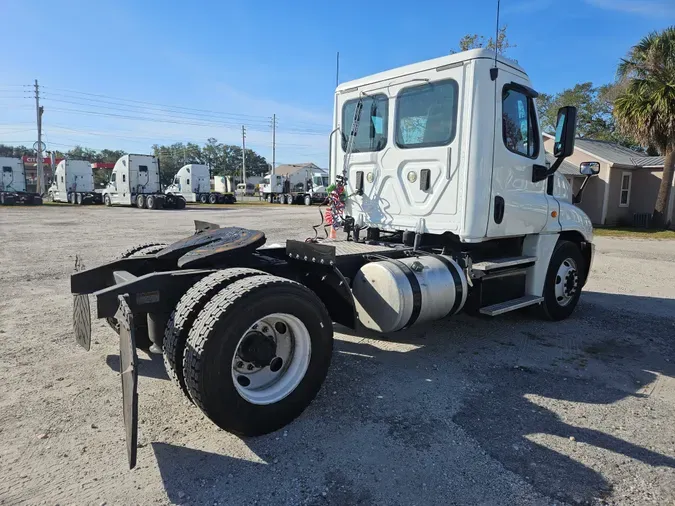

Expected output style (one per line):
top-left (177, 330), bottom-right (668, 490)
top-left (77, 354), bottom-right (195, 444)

top-left (61, 176), bottom-right (64, 183)
top-left (186, 179), bottom-right (190, 185)
top-left (122, 174), bottom-right (126, 182)
top-left (502, 87), bottom-right (539, 158)
top-left (395, 79), bottom-right (459, 149)
top-left (342, 94), bottom-right (388, 153)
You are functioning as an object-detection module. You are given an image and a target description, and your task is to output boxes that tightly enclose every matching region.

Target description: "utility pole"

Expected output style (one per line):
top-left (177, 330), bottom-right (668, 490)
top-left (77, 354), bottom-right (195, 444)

top-left (35, 79), bottom-right (44, 195)
top-left (270, 114), bottom-right (276, 176)
top-left (241, 125), bottom-right (246, 185)
top-left (336, 52), bottom-right (340, 87)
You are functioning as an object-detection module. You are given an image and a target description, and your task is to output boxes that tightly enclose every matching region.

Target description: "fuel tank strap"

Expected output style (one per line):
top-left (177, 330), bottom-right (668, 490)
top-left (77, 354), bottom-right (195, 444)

top-left (429, 254), bottom-right (465, 316)
top-left (384, 257), bottom-right (422, 328)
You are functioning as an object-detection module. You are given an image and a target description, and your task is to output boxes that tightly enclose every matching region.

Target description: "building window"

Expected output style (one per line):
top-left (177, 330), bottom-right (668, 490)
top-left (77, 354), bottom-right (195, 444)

top-left (341, 94), bottom-right (388, 153)
top-left (502, 86), bottom-right (539, 158)
top-left (620, 172), bottom-right (632, 207)
top-left (395, 79), bottom-right (459, 149)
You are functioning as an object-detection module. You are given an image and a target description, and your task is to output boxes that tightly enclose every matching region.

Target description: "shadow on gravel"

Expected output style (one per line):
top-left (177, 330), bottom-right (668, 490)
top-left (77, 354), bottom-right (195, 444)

top-left (152, 442), bottom-right (266, 505)
top-left (106, 352), bottom-right (168, 380)
top-left (149, 292), bottom-right (675, 505)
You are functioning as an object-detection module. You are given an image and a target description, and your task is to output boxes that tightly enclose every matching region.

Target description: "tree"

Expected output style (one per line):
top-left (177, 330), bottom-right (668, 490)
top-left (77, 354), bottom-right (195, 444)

top-left (0, 144), bottom-right (32, 158)
top-left (536, 82), bottom-right (641, 149)
top-left (614, 27), bottom-right (675, 228)
top-left (456, 26), bottom-right (516, 55)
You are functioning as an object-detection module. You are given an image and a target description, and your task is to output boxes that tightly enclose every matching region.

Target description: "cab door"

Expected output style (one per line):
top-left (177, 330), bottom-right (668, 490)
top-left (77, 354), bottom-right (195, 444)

top-left (487, 69), bottom-right (549, 237)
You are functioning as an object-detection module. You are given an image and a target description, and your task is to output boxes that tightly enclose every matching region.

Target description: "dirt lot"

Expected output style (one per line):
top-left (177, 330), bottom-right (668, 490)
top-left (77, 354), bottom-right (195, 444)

top-left (1, 204), bottom-right (674, 506)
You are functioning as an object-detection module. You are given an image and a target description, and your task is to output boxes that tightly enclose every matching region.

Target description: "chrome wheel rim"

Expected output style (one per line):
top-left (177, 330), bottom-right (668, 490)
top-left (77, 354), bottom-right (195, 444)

top-left (554, 257), bottom-right (579, 307)
top-left (231, 313), bottom-right (311, 405)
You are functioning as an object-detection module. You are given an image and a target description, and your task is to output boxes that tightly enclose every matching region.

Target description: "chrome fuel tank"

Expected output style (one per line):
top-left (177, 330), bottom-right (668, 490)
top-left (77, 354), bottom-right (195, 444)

top-left (351, 255), bottom-right (468, 333)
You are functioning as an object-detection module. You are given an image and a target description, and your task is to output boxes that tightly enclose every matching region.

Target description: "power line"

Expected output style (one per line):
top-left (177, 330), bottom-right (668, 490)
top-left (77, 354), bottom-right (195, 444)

top-left (41, 86), bottom-right (330, 130)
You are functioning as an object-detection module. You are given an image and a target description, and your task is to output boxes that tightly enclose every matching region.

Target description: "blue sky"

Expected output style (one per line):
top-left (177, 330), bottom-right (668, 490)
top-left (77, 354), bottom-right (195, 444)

top-left (1, 0), bottom-right (674, 167)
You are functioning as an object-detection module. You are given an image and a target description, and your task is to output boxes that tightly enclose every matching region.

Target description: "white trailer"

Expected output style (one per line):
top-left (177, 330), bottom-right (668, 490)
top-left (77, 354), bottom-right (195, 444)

top-left (103, 154), bottom-right (185, 209)
top-left (71, 49), bottom-right (601, 469)
top-left (0, 157), bottom-right (42, 205)
top-left (165, 164), bottom-right (236, 204)
top-left (261, 167), bottom-right (329, 205)
top-left (47, 159), bottom-right (103, 205)
top-left (213, 175), bottom-right (234, 194)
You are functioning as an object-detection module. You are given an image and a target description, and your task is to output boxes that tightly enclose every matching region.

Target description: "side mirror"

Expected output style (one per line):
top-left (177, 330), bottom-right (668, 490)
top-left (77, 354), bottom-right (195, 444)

top-left (553, 106), bottom-right (577, 158)
top-left (580, 161), bottom-right (600, 176)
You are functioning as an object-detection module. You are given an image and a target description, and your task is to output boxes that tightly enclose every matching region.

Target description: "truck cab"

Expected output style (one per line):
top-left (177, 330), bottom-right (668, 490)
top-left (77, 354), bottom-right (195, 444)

top-left (0, 157), bottom-right (26, 193)
top-left (104, 154), bottom-right (161, 206)
top-left (333, 48), bottom-right (591, 243)
top-left (165, 164), bottom-right (212, 203)
top-left (48, 159), bottom-right (98, 204)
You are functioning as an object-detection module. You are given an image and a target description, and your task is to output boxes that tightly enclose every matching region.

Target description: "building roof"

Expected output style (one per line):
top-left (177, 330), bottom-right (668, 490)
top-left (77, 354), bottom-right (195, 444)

top-left (273, 163), bottom-right (321, 177)
top-left (545, 153), bottom-right (582, 177)
top-left (543, 133), bottom-right (664, 168)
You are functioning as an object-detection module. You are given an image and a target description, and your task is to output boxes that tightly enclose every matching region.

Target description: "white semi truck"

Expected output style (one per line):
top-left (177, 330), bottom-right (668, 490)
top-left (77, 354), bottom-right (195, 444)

top-left (71, 49), bottom-right (599, 469)
top-left (103, 154), bottom-right (185, 209)
top-left (47, 159), bottom-right (103, 205)
top-left (0, 157), bottom-right (43, 205)
top-left (165, 164), bottom-right (236, 204)
top-left (261, 167), bottom-right (330, 205)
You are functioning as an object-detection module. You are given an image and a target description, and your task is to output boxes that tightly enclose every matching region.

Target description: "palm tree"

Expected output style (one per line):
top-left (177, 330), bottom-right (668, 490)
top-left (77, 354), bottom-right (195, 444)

top-left (614, 27), bottom-right (675, 228)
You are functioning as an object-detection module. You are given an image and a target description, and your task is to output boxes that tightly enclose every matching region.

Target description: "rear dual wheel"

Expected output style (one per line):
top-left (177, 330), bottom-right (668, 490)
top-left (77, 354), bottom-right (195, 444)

top-left (178, 273), bottom-right (333, 436)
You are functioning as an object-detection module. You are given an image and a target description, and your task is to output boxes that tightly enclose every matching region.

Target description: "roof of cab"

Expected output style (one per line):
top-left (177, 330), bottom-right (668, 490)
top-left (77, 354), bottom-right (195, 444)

top-left (335, 48), bottom-right (526, 92)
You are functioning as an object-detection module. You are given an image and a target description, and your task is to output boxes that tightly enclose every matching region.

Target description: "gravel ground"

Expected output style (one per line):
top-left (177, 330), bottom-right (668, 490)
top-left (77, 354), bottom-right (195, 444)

top-left (0, 204), bottom-right (674, 506)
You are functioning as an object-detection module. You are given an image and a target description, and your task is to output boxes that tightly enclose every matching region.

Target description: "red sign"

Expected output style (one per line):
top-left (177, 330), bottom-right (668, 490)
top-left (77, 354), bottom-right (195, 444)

top-left (91, 162), bottom-right (115, 169)
top-left (22, 156), bottom-right (65, 165)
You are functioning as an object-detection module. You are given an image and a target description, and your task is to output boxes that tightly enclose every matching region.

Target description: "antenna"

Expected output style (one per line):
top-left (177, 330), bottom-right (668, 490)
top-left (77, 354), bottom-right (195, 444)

top-left (494, 0), bottom-right (501, 65)
top-left (490, 0), bottom-right (501, 81)
top-left (336, 52), bottom-right (340, 88)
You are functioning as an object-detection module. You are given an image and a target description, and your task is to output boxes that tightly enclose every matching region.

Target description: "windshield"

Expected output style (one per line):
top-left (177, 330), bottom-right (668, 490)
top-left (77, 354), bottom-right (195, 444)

top-left (312, 176), bottom-right (329, 187)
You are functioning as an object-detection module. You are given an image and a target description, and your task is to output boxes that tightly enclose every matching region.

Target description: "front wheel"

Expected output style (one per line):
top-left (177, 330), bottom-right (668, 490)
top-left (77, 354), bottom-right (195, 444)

top-left (304, 195), bottom-right (311, 206)
top-left (184, 275), bottom-right (333, 436)
top-left (104, 194), bottom-right (111, 206)
top-left (539, 240), bottom-right (585, 321)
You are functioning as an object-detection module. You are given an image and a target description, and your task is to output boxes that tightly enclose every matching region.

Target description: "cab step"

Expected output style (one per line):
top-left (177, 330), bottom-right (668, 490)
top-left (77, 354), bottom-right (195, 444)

top-left (479, 295), bottom-right (544, 316)
top-left (472, 256), bottom-right (537, 272)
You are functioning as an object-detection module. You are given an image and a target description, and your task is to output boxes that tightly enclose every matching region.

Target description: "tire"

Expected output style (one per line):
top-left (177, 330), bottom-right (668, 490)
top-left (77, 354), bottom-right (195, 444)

top-left (0, 193), bottom-right (5, 205)
top-left (68, 192), bottom-right (74, 204)
top-left (136, 194), bottom-right (145, 209)
top-left (304, 195), bottom-right (311, 206)
top-left (105, 243), bottom-right (168, 334)
top-left (539, 240), bottom-right (585, 321)
top-left (208, 193), bottom-right (218, 204)
top-left (199, 194), bottom-right (208, 204)
top-left (184, 275), bottom-right (333, 436)
top-left (146, 195), bottom-right (156, 210)
top-left (175, 197), bottom-right (186, 210)
top-left (47, 192), bottom-right (54, 202)
top-left (104, 194), bottom-right (111, 206)
top-left (33, 195), bottom-right (43, 205)
top-left (286, 195), bottom-right (293, 205)
top-left (76, 193), bottom-right (83, 205)
top-left (164, 268), bottom-right (267, 399)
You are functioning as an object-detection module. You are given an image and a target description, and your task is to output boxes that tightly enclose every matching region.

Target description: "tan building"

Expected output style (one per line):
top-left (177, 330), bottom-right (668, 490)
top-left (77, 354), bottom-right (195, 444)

top-left (543, 133), bottom-right (674, 227)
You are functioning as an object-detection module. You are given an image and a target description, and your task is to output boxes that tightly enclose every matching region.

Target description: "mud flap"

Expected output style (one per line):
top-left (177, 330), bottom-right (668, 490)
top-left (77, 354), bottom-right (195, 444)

top-left (117, 295), bottom-right (139, 470)
top-left (73, 255), bottom-right (92, 351)
top-left (73, 294), bottom-right (92, 351)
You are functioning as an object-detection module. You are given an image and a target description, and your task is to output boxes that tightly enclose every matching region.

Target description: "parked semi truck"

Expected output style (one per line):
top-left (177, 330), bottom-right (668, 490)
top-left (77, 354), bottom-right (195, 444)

top-left (213, 175), bottom-right (236, 201)
top-left (70, 49), bottom-right (599, 468)
top-left (260, 166), bottom-right (329, 205)
top-left (103, 154), bottom-right (185, 209)
top-left (47, 159), bottom-right (103, 205)
top-left (0, 157), bottom-right (43, 205)
top-left (165, 164), bottom-right (236, 204)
